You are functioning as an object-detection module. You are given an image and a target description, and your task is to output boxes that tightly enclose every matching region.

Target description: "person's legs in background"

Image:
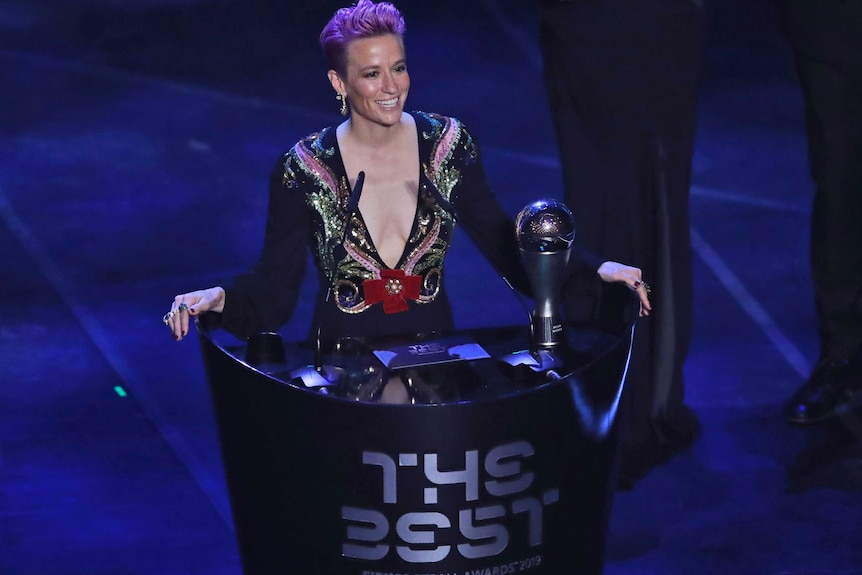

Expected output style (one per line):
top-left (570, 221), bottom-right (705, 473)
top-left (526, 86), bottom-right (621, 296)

top-left (538, 0), bottom-right (707, 487)
top-left (781, 0), bottom-right (862, 425)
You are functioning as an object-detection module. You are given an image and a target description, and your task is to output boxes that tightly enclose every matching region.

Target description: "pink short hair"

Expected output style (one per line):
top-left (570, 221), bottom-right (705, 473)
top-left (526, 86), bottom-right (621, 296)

top-left (319, 0), bottom-right (406, 77)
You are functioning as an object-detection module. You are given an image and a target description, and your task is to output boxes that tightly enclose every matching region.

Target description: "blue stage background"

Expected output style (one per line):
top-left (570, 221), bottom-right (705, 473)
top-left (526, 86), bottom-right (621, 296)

top-left (1, 1), bottom-right (860, 573)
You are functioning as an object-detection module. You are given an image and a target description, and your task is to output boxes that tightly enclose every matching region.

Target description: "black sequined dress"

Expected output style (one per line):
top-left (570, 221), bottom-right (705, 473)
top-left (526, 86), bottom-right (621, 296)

top-left (216, 111), bottom-right (603, 341)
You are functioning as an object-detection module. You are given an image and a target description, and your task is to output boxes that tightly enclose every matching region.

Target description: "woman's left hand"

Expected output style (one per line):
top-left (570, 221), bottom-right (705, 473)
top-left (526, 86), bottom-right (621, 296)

top-left (596, 261), bottom-right (652, 317)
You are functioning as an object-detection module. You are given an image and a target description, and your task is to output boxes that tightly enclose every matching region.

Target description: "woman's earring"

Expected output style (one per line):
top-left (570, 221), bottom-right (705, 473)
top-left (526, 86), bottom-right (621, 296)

top-left (337, 93), bottom-right (348, 116)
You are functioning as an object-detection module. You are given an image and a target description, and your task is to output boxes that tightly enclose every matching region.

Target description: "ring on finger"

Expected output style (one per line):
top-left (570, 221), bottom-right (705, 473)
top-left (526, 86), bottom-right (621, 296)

top-left (163, 303), bottom-right (190, 325)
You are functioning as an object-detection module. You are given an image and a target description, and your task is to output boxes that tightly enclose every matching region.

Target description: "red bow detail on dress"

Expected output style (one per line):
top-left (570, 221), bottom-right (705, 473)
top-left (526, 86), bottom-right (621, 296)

top-left (363, 269), bottom-right (422, 314)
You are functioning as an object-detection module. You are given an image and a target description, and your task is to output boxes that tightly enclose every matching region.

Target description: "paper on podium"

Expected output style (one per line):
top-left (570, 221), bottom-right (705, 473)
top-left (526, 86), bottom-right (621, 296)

top-left (372, 334), bottom-right (490, 370)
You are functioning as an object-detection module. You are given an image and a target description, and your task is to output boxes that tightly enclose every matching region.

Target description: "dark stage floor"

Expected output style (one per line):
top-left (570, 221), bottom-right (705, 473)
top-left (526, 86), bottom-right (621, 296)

top-left (1, 1), bottom-right (861, 574)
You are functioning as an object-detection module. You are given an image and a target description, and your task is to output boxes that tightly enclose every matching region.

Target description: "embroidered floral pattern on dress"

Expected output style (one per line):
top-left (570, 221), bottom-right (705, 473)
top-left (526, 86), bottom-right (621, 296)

top-left (283, 113), bottom-right (465, 315)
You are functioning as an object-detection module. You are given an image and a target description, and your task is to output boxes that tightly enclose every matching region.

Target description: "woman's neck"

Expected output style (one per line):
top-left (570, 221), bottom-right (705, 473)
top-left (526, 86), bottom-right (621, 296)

top-left (339, 112), bottom-right (411, 148)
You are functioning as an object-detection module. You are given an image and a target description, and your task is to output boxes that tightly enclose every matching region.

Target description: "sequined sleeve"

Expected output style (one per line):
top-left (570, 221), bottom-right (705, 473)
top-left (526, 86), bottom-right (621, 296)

top-left (444, 121), bottom-right (533, 294)
top-left (448, 120), bottom-right (603, 296)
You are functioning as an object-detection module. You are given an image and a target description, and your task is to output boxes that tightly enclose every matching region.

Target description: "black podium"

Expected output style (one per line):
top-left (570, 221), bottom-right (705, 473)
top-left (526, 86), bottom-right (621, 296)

top-left (197, 294), bottom-right (637, 575)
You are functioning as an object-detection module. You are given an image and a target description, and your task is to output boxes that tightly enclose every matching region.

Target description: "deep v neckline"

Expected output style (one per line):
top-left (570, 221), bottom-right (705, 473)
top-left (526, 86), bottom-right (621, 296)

top-left (352, 187), bottom-right (421, 270)
top-left (333, 118), bottom-right (422, 270)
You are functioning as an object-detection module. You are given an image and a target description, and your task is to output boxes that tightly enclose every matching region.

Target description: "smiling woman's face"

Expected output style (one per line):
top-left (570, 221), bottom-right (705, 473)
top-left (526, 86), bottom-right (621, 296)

top-left (330, 33), bottom-right (410, 128)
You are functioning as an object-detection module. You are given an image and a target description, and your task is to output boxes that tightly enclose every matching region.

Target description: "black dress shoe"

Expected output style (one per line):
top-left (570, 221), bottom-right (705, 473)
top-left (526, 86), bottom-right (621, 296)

top-left (784, 356), bottom-right (862, 425)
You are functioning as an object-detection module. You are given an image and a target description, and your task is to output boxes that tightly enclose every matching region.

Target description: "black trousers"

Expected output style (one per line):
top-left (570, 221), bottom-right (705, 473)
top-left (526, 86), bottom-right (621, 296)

top-left (538, 0), bottom-right (707, 458)
top-left (781, 0), bottom-right (862, 362)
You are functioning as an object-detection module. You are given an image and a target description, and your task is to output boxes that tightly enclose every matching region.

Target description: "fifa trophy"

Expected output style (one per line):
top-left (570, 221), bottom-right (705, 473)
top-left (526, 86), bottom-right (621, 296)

top-left (516, 198), bottom-right (576, 351)
top-left (500, 199), bottom-right (576, 377)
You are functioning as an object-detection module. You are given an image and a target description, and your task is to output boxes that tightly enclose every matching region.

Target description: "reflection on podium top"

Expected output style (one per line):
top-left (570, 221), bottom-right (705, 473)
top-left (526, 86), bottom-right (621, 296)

top-left (202, 323), bottom-right (625, 406)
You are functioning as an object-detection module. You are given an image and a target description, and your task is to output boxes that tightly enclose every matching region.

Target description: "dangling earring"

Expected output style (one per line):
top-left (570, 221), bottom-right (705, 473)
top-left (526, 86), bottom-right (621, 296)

top-left (337, 93), bottom-right (348, 116)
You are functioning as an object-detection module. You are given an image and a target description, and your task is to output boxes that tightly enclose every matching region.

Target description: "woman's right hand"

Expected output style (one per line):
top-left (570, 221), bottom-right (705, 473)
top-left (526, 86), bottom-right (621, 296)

top-left (163, 286), bottom-right (225, 341)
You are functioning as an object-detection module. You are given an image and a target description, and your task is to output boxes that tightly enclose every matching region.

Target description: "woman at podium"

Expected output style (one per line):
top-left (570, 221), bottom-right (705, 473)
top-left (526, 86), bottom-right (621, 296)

top-left (162, 0), bottom-right (651, 343)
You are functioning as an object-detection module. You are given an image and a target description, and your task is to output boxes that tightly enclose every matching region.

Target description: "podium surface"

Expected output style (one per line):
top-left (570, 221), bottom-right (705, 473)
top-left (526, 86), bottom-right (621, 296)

top-left (198, 313), bottom-right (635, 575)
